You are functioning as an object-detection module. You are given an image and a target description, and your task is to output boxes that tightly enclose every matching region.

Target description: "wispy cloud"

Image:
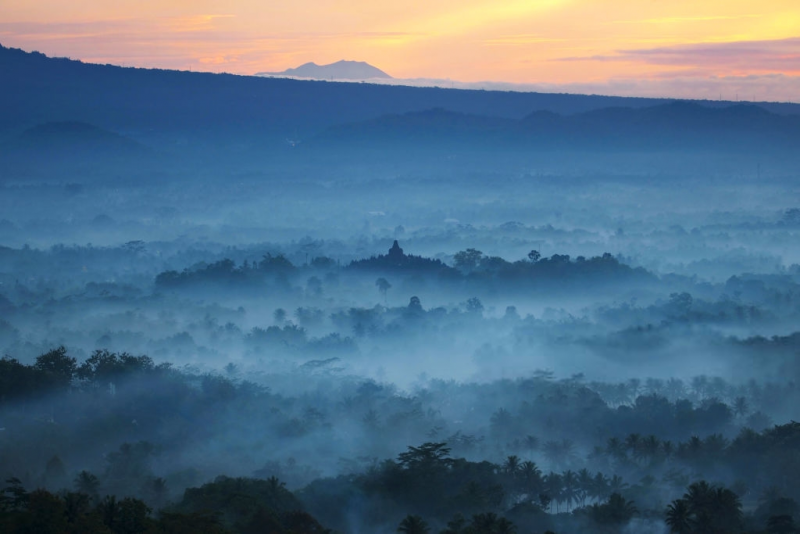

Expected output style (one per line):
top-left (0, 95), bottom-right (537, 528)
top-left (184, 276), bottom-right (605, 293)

top-left (556, 37), bottom-right (800, 74)
top-left (611, 14), bottom-right (763, 25)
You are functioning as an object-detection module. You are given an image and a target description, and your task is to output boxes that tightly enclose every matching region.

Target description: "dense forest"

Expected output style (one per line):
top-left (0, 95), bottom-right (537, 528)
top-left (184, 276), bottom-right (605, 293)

top-left (3, 238), bottom-right (800, 533)
top-left (2, 342), bottom-right (800, 533)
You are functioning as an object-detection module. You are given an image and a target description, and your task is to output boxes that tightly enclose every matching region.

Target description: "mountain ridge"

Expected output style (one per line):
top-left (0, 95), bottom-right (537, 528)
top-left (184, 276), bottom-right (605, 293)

top-left (3, 42), bottom-right (800, 145)
top-left (0, 120), bottom-right (154, 176)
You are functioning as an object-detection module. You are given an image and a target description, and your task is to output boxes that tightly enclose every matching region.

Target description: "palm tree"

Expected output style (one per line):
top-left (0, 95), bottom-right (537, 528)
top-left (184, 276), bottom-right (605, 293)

top-left (683, 481), bottom-right (713, 532)
top-left (685, 482), bottom-right (708, 509)
top-left (639, 435), bottom-right (661, 465)
top-left (608, 475), bottom-right (628, 495)
top-left (625, 433), bottom-right (642, 455)
top-left (665, 499), bottom-right (692, 534)
top-left (519, 461), bottom-right (542, 488)
top-left (543, 473), bottom-right (563, 513)
top-left (561, 470), bottom-right (579, 511)
top-left (503, 455), bottom-right (521, 475)
top-left (397, 514), bottom-right (430, 534)
top-left (668, 482), bottom-right (743, 534)
top-left (709, 486), bottom-right (742, 532)
top-left (733, 396), bottom-right (748, 417)
top-left (577, 468), bottom-right (593, 507)
top-left (591, 472), bottom-right (610, 502)
top-left (684, 480), bottom-right (712, 508)
top-left (516, 461), bottom-right (543, 505)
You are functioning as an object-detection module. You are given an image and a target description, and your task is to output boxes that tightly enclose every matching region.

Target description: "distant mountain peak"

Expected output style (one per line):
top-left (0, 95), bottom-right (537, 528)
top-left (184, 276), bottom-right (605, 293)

top-left (257, 60), bottom-right (392, 80)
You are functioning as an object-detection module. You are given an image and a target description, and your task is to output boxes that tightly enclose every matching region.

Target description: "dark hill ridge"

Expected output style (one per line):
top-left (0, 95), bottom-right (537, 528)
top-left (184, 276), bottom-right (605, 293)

top-left (317, 102), bottom-right (800, 152)
top-left (0, 121), bottom-right (152, 174)
top-left (13, 121), bottom-right (144, 152)
top-left (521, 102), bottom-right (800, 149)
top-left (258, 60), bottom-right (392, 80)
top-left (3, 43), bottom-right (800, 146)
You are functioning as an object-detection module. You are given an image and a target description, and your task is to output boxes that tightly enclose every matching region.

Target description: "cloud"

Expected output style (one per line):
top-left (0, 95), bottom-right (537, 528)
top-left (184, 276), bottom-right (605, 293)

top-left (557, 37), bottom-right (800, 75)
top-left (611, 14), bottom-right (763, 25)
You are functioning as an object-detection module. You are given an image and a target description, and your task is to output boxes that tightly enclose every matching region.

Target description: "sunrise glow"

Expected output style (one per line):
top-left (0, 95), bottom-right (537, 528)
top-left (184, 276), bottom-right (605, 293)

top-left (1, 0), bottom-right (798, 100)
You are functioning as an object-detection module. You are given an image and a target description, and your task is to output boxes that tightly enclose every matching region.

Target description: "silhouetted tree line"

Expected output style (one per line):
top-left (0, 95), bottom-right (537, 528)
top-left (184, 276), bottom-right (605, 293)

top-left (0, 474), bottom-right (331, 533)
top-left (151, 243), bottom-right (655, 296)
top-left (155, 254), bottom-right (296, 290)
top-left (303, 441), bottom-right (794, 533)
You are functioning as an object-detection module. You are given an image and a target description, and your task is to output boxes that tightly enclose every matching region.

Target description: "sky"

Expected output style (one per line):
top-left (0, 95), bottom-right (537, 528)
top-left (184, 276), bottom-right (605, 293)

top-left (1, 0), bottom-right (799, 101)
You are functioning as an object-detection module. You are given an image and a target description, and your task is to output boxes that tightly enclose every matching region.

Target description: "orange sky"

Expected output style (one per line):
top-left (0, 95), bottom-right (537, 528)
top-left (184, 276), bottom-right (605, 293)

top-left (1, 0), bottom-right (799, 100)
